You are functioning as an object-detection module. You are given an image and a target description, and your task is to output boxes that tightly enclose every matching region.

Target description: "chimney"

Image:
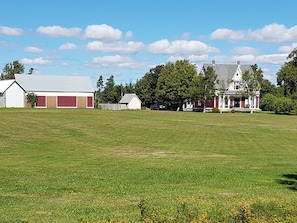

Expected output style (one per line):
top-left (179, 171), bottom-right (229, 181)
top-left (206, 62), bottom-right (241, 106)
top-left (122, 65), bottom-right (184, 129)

top-left (237, 61), bottom-right (240, 65)
top-left (212, 59), bottom-right (216, 65)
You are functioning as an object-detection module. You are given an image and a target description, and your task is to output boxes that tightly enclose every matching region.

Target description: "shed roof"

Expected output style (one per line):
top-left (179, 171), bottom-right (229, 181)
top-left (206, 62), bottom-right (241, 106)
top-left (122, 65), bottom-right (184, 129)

top-left (119, 93), bottom-right (141, 104)
top-left (15, 74), bottom-right (94, 92)
top-left (0, 79), bottom-right (15, 93)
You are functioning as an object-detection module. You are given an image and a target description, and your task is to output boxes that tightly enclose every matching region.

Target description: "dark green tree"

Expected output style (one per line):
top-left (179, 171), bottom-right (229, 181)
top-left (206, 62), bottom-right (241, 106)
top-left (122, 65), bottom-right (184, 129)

top-left (1, 60), bottom-right (25, 80)
top-left (95, 75), bottom-right (104, 107)
top-left (192, 66), bottom-right (217, 112)
top-left (26, 93), bottom-right (38, 108)
top-left (277, 48), bottom-right (297, 97)
top-left (260, 79), bottom-right (276, 99)
top-left (101, 75), bottom-right (117, 103)
top-left (156, 60), bottom-right (197, 110)
top-left (135, 65), bottom-right (163, 108)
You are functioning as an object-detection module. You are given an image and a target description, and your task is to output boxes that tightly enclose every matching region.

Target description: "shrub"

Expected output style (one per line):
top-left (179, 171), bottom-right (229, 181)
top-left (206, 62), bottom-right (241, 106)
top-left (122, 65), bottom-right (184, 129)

top-left (212, 108), bottom-right (220, 113)
top-left (26, 93), bottom-right (38, 108)
top-left (275, 97), bottom-right (294, 114)
top-left (231, 109), bottom-right (235, 113)
top-left (260, 93), bottom-right (277, 111)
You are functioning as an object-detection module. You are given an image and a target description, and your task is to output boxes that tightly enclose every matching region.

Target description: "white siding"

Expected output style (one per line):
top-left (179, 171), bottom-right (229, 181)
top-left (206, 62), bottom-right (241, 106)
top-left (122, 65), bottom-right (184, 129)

top-left (128, 97), bottom-right (141, 110)
top-left (6, 82), bottom-right (25, 107)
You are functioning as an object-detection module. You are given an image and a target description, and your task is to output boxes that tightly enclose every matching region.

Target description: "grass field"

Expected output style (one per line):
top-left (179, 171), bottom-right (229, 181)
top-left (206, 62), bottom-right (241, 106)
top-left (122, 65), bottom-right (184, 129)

top-left (0, 108), bottom-right (297, 222)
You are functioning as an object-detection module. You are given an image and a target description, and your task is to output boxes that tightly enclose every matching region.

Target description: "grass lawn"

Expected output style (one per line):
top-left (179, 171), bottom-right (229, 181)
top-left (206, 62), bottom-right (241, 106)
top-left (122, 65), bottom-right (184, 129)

top-left (0, 108), bottom-right (296, 222)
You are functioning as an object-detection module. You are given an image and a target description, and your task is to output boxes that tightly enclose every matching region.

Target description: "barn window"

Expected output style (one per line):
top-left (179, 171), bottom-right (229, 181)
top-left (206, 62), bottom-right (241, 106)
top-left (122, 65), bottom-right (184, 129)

top-left (36, 96), bottom-right (46, 107)
top-left (57, 96), bottom-right (77, 107)
top-left (87, 96), bottom-right (93, 107)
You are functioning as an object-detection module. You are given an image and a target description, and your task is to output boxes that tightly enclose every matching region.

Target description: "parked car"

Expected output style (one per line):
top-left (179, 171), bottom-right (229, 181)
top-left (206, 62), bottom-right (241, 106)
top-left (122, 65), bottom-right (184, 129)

top-left (150, 103), bottom-right (166, 110)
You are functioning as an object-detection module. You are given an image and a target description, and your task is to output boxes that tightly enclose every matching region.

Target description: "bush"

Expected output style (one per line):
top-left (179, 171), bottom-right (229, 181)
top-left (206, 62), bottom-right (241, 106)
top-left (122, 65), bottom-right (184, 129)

top-left (260, 93), bottom-right (277, 111)
top-left (212, 108), bottom-right (220, 113)
top-left (275, 97), bottom-right (294, 114)
top-left (26, 93), bottom-right (38, 108)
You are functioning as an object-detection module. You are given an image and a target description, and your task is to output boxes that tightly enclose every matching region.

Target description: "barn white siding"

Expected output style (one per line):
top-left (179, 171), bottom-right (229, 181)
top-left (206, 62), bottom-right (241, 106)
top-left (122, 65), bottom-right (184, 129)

top-left (6, 82), bottom-right (25, 107)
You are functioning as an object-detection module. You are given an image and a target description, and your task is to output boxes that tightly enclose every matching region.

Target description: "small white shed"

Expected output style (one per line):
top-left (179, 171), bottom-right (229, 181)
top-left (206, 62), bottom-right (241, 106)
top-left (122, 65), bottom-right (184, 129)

top-left (119, 94), bottom-right (141, 110)
top-left (0, 80), bottom-right (25, 108)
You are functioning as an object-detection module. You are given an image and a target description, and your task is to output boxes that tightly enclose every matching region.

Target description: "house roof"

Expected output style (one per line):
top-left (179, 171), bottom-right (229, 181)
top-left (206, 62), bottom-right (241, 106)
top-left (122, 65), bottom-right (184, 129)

top-left (203, 63), bottom-right (253, 81)
top-left (15, 74), bottom-right (94, 92)
top-left (0, 79), bottom-right (15, 93)
top-left (119, 93), bottom-right (141, 104)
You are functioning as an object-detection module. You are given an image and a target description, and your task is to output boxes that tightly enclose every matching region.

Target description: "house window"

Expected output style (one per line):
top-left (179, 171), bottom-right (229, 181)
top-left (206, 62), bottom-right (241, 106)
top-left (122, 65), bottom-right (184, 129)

top-left (234, 81), bottom-right (241, 90)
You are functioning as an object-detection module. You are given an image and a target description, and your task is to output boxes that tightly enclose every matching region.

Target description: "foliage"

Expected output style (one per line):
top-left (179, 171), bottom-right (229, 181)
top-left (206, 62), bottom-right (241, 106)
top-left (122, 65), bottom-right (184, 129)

top-left (135, 65), bottom-right (163, 108)
top-left (191, 66), bottom-right (217, 112)
top-left (212, 107), bottom-right (220, 113)
top-left (241, 64), bottom-right (263, 114)
top-left (260, 93), bottom-right (277, 111)
top-left (101, 75), bottom-right (118, 103)
top-left (274, 96), bottom-right (294, 114)
top-left (156, 60), bottom-right (197, 110)
top-left (260, 79), bottom-right (276, 99)
top-left (26, 92), bottom-right (38, 108)
top-left (277, 47), bottom-right (297, 96)
top-left (1, 60), bottom-right (25, 80)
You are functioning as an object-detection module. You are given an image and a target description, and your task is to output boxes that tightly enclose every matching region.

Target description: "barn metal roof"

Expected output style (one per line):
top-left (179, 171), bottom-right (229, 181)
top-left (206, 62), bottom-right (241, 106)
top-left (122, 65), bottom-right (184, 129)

top-left (15, 74), bottom-right (94, 92)
top-left (0, 79), bottom-right (15, 93)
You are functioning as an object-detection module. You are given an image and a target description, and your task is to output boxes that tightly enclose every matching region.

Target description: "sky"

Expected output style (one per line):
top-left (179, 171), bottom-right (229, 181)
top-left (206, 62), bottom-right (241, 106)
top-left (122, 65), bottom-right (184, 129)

top-left (1, 0), bottom-right (297, 88)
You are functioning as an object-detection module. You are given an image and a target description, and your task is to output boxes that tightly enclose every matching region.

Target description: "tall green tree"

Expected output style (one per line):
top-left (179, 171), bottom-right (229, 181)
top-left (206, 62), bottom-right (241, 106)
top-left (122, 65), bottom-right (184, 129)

top-left (101, 75), bottom-right (117, 103)
top-left (94, 75), bottom-right (104, 107)
top-left (156, 60), bottom-right (197, 110)
top-left (277, 48), bottom-right (297, 97)
top-left (1, 60), bottom-right (25, 80)
top-left (135, 65), bottom-right (163, 108)
top-left (241, 64), bottom-right (263, 114)
top-left (192, 66), bottom-right (217, 112)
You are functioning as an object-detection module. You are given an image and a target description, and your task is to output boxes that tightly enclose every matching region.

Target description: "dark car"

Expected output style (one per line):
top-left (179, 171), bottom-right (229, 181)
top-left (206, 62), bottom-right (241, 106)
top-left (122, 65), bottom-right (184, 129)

top-left (150, 103), bottom-right (166, 110)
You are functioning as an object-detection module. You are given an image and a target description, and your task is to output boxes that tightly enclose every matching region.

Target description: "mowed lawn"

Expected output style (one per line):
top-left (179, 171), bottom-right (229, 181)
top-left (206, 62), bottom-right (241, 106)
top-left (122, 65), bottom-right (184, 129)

top-left (0, 108), bottom-right (296, 222)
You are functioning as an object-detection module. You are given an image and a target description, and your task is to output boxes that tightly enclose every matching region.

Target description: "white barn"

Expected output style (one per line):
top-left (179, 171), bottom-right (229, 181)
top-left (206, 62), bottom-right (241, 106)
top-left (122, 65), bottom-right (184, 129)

top-left (0, 80), bottom-right (25, 108)
top-left (15, 74), bottom-right (94, 108)
top-left (119, 94), bottom-right (141, 110)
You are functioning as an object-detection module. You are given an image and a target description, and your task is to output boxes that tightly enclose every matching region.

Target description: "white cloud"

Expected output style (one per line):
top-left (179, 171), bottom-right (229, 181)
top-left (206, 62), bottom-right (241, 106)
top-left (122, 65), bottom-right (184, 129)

top-left (87, 41), bottom-right (144, 53)
top-left (147, 39), bottom-right (219, 55)
top-left (231, 46), bottom-right (259, 55)
top-left (21, 57), bottom-right (52, 65)
top-left (24, 46), bottom-right (43, 53)
top-left (278, 43), bottom-right (297, 53)
top-left (125, 31), bottom-right (133, 39)
top-left (232, 53), bottom-right (287, 65)
top-left (84, 24), bottom-right (122, 40)
top-left (210, 23), bottom-right (297, 43)
top-left (86, 55), bottom-right (150, 70)
top-left (59, 42), bottom-right (77, 50)
top-left (0, 26), bottom-right (23, 36)
top-left (37, 26), bottom-right (81, 37)
top-left (88, 55), bottom-right (136, 68)
top-left (167, 54), bottom-right (209, 63)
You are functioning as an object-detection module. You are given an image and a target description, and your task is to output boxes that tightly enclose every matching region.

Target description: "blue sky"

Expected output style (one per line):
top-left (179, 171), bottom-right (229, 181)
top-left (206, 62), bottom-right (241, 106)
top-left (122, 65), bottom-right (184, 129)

top-left (1, 0), bottom-right (297, 87)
